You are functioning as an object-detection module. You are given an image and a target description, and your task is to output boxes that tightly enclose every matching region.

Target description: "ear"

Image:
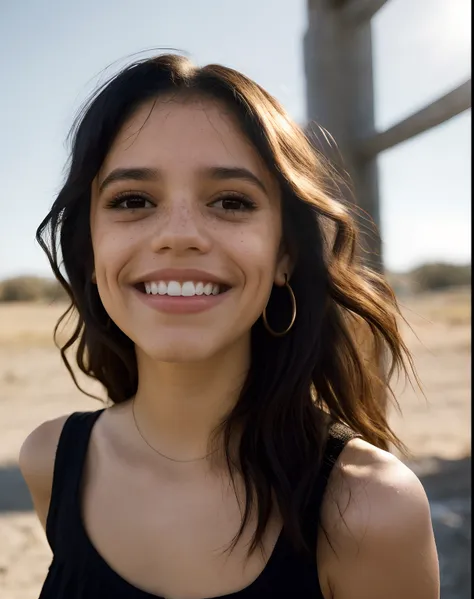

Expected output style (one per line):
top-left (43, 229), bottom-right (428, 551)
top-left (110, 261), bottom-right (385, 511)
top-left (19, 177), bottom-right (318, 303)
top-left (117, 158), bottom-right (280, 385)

top-left (274, 250), bottom-right (293, 287)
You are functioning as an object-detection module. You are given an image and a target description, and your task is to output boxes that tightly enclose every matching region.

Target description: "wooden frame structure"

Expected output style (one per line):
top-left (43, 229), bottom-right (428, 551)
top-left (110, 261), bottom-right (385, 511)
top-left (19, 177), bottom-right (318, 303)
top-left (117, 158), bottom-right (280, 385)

top-left (304, 0), bottom-right (471, 272)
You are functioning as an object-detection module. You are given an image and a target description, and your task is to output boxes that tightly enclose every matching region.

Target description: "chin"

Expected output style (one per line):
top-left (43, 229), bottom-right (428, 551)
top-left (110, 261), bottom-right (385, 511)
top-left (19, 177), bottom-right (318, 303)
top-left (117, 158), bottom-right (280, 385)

top-left (138, 332), bottom-right (225, 364)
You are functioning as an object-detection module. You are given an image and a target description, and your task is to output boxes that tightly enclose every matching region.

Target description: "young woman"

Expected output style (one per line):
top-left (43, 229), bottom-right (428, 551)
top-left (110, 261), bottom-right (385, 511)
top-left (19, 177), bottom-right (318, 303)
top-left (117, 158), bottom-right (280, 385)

top-left (19, 54), bottom-right (439, 599)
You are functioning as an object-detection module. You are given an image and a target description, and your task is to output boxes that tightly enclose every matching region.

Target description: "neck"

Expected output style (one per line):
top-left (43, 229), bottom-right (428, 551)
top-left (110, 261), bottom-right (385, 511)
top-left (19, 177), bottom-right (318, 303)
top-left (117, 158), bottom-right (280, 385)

top-left (132, 337), bottom-right (250, 468)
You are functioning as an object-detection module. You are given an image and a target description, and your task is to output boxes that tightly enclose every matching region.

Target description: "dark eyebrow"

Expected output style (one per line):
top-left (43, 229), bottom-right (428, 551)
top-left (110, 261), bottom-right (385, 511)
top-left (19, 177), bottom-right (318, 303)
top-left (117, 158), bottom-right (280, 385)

top-left (98, 165), bottom-right (268, 195)
top-left (98, 167), bottom-right (159, 193)
top-left (205, 166), bottom-right (268, 194)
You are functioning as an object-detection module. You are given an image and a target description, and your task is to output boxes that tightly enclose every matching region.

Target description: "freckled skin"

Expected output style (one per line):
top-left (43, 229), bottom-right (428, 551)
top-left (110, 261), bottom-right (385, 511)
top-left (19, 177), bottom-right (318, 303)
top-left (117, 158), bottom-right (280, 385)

top-left (90, 96), bottom-right (291, 364)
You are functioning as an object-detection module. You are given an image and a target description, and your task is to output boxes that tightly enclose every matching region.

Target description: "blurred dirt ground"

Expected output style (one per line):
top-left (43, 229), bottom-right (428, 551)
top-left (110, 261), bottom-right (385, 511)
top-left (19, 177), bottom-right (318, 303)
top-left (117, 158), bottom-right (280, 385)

top-left (0, 288), bottom-right (471, 598)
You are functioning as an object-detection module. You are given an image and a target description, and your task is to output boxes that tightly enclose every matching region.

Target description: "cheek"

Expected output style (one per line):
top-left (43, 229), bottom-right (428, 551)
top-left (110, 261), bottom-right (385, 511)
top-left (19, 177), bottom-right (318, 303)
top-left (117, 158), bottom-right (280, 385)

top-left (221, 219), bottom-right (281, 285)
top-left (90, 219), bottom-right (136, 284)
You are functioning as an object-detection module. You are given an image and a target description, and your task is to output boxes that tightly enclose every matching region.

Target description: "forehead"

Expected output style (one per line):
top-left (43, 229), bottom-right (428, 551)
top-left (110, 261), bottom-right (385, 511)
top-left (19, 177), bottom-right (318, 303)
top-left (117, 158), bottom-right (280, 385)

top-left (99, 95), bottom-right (274, 186)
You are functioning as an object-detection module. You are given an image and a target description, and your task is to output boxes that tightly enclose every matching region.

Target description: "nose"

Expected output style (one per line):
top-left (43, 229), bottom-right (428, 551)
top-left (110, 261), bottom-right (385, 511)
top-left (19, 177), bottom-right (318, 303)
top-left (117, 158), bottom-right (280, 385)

top-left (149, 197), bottom-right (212, 256)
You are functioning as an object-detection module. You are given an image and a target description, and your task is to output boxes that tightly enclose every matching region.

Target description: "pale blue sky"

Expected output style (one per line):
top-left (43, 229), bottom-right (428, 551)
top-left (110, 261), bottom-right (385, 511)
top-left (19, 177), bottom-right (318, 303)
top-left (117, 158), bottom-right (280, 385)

top-left (0, 0), bottom-right (471, 278)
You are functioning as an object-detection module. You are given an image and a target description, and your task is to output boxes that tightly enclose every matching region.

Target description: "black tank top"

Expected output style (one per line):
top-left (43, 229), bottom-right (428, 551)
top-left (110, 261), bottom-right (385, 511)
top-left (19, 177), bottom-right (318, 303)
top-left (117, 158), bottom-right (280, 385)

top-left (39, 409), bottom-right (359, 598)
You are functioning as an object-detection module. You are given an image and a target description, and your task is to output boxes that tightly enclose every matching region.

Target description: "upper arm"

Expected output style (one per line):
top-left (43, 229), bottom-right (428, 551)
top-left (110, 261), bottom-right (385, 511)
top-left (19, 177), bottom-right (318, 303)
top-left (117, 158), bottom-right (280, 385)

top-left (321, 439), bottom-right (440, 599)
top-left (18, 415), bottom-right (70, 532)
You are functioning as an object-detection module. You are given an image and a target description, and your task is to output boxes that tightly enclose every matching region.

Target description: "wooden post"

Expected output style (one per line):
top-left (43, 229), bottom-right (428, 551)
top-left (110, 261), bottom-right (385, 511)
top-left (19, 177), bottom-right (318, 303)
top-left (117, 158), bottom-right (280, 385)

top-left (304, 1), bottom-right (471, 271)
top-left (304, 0), bottom-right (383, 272)
top-left (303, 0), bottom-right (471, 431)
top-left (304, 0), bottom-right (386, 417)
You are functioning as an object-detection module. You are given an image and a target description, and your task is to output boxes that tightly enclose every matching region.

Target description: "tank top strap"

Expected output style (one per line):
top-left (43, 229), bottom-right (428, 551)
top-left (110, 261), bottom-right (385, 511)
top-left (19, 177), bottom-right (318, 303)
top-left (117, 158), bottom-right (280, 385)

top-left (302, 421), bottom-right (361, 551)
top-left (46, 409), bottom-right (106, 552)
top-left (322, 422), bottom-right (361, 474)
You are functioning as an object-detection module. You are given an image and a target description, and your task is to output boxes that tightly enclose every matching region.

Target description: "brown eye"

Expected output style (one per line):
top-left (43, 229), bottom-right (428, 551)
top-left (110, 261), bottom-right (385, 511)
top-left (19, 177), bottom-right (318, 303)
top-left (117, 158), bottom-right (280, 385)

top-left (211, 194), bottom-right (256, 212)
top-left (121, 197), bottom-right (152, 209)
top-left (222, 198), bottom-right (246, 211)
top-left (106, 194), bottom-right (154, 210)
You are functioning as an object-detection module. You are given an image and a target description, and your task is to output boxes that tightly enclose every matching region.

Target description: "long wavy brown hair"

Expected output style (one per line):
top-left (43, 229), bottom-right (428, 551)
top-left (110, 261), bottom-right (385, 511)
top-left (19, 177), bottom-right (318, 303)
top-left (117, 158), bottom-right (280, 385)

top-left (36, 53), bottom-right (415, 559)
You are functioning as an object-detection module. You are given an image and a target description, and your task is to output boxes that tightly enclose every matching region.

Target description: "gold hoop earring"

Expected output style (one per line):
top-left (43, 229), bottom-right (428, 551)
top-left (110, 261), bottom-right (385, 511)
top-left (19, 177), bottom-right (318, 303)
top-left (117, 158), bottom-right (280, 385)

top-left (262, 274), bottom-right (296, 337)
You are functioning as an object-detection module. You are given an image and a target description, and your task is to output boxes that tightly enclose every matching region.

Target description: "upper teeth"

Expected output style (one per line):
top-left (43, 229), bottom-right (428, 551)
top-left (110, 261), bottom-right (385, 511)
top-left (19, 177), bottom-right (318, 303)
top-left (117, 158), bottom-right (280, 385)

top-left (144, 281), bottom-right (220, 296)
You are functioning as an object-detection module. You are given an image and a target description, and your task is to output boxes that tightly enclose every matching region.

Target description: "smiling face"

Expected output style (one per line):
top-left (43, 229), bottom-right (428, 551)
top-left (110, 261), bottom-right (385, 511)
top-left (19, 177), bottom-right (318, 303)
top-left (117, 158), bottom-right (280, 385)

top-left (90, 95), bottom-right (290, 363)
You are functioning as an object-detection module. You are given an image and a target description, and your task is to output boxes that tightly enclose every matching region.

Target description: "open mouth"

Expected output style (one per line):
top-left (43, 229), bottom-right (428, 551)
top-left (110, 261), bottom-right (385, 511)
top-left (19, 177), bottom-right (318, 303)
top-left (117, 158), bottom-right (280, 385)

top-left (134, 281), bottom-right (231, 297)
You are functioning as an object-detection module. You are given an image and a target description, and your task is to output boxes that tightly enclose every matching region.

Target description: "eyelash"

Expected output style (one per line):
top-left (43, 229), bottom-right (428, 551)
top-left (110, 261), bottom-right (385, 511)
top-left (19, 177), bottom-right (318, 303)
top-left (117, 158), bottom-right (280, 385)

top-left (210, 192), bottom-right (257, 212)
top-left (105, 192), bottom-right (153, 210)
top-left (105, 191), bottom-right (257, 212)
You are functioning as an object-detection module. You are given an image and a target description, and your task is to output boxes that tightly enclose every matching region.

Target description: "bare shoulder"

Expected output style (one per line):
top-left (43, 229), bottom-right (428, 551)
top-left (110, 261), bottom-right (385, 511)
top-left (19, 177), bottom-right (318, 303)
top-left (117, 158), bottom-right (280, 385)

top-left (18, 414), bottom-right (71, 531)
top-left (323, 437), bottom-right (431, 532)
top-left (319, 438), bottom-right (440, 599)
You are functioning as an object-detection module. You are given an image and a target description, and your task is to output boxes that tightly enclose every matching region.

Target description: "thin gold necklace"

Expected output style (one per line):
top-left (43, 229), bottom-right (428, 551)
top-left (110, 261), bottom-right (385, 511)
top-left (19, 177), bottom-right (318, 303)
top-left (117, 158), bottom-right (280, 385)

top-left (131, 398), bottom-right (218, 463)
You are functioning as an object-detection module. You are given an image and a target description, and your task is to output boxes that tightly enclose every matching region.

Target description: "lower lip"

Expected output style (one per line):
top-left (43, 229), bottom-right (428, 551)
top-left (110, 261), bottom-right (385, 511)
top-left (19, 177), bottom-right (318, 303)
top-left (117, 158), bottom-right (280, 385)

top-left (132, 287), bottom-right (229, 314)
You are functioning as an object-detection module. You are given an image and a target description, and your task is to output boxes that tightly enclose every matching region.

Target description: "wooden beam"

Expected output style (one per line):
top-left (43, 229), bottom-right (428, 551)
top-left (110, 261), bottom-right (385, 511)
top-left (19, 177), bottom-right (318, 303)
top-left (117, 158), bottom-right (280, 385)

top-left (339, 0), bottom-right (389, 26)
top-left (357, 80), bottom-right (472, 159)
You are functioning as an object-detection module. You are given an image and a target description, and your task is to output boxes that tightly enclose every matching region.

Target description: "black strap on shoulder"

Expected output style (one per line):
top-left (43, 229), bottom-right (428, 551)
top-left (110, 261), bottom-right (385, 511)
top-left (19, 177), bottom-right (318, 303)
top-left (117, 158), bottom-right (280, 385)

top-left (302, 422), bottom-right (361, 552)
top-left (320, 422), bottom-right (360, 479)
top-left (46, 409), bottom-right (105, 552)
